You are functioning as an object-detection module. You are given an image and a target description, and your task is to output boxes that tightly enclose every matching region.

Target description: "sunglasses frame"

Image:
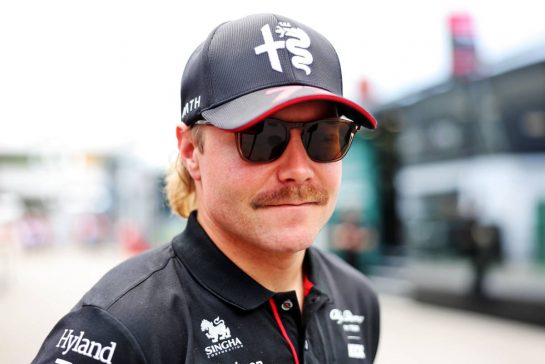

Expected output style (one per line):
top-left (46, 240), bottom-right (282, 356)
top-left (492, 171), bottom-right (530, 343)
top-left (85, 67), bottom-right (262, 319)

top-left (235, 117), bottom-right (361, 163)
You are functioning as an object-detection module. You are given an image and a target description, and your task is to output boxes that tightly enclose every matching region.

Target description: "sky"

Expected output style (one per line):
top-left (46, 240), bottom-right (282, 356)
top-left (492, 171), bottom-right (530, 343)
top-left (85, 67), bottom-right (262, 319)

top-left (1, 0), bottom-right (545, 167)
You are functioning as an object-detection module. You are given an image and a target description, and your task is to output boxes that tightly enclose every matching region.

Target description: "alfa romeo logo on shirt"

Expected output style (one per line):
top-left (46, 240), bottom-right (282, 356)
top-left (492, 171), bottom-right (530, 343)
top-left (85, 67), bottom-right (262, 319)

top-left (329, 309), bottom-right (367, 360)
top-left (200, 316), bottom-right (244, 358)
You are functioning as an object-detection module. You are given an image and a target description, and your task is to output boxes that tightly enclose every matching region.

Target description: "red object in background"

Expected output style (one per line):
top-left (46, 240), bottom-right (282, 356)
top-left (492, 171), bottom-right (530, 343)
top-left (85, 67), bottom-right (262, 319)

top-left (449, 13), bottom-right (479, 78)
top-left (118, 223), bottom-right (150, 255)
top-left (358, 79), bottom-right (375, 107)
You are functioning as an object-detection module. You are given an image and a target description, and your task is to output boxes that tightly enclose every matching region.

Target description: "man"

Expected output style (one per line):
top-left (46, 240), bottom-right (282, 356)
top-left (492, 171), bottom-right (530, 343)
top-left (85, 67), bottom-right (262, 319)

top-left (33, 13), bottom-right (380, 364)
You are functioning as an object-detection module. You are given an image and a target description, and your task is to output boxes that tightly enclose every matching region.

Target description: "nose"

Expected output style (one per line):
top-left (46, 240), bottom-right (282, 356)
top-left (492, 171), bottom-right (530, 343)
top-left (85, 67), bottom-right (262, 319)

top-left (276, 129), bottom-right (315, 183)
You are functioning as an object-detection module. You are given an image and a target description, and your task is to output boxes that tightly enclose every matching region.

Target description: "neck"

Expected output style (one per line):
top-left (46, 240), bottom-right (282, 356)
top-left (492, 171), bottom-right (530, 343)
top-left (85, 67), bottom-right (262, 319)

top-left (222, 242), bottom-right (307, 311)
top-left (197, 214), bottom-right (306, 308)
top-left (228, 247), bottom-right (306, 293)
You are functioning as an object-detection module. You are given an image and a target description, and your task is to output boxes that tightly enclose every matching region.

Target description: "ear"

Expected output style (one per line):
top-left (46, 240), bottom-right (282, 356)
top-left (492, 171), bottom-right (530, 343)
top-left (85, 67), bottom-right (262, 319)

top-left (176, 125), bottom-right (202, 181)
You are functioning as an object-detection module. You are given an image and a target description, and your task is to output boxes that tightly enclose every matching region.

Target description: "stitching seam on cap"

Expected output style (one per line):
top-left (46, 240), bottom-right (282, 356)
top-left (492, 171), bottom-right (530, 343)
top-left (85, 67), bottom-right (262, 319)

top-left (329, 36), bottom-right (344, 95)
top-left (203, 22), bottom-right (226, 105)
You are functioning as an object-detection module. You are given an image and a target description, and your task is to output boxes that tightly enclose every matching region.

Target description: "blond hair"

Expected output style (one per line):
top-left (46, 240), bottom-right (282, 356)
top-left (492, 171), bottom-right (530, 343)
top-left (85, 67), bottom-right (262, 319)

top-left (164, 126), bottom-right (204, 218)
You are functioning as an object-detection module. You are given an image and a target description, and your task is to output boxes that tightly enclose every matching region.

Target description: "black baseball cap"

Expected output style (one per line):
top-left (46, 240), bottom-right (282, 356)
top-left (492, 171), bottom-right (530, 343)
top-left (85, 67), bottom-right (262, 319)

top-left (180, 13), bottom-right (377, 131)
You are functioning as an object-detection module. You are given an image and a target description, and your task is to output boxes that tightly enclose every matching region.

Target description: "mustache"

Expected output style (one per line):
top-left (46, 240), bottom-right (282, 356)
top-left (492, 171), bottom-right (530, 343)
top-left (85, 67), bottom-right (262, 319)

top-left (251, 184), bottom-right (329, 209)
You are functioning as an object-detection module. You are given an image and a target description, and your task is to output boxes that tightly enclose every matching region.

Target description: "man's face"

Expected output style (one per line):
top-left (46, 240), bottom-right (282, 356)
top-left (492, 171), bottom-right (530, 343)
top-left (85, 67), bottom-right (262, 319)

top-left (188, 100), bottom-right (342, 255)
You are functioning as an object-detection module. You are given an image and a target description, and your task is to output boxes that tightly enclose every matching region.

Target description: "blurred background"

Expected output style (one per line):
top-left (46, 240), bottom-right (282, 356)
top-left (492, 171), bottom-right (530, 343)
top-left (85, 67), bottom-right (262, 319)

top-left (1, 0), bottom-right (545, 363)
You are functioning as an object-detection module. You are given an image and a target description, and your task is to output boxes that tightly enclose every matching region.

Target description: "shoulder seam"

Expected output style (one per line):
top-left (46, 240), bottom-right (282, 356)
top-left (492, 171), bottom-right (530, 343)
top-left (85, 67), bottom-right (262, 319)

top-left (94, 245), bottom-right (177, 311)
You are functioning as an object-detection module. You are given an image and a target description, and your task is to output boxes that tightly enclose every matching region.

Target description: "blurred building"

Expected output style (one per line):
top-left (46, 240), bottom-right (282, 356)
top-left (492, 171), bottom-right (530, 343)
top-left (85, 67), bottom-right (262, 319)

top-left (369, 42), bottom-right (545, 324)
top-left (0, 151), bottom-right (178, 251)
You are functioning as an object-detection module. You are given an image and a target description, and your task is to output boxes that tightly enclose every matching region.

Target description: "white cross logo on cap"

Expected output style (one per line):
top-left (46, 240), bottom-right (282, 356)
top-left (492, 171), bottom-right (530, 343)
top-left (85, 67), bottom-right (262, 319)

top-left (254, 24), bottom-right (286, 73)
top-left (254, 23), bottom-right (313, 75)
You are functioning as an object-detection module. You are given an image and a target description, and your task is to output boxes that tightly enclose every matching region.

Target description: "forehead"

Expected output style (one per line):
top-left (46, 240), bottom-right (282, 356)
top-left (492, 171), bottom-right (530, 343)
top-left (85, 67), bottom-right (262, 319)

top-left (270, 100), bottom-right (337, 122)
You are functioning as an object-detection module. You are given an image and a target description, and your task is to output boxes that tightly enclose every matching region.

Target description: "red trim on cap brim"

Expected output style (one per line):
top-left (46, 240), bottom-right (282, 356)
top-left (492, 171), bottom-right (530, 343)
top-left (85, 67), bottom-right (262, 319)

top-left (229, 93), bottom-right (377, 132)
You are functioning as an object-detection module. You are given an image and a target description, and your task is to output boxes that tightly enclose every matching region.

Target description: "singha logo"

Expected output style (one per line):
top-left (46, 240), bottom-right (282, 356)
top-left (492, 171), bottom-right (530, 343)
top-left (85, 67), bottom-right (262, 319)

top-left (200, 316), bottom-right (243, 358)
top-left (200, 317), bottom-right (231, 343)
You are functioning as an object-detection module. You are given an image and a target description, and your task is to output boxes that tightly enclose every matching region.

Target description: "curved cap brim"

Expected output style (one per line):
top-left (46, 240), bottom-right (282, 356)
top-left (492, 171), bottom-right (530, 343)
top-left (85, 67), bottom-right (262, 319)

top-left (201, 85), bottom-right (377, 131)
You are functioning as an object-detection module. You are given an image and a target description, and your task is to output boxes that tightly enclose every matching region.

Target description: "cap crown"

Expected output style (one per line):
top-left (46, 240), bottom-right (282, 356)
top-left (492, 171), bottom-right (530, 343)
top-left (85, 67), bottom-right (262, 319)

top-left (180, 14), bottom-right (343, 124)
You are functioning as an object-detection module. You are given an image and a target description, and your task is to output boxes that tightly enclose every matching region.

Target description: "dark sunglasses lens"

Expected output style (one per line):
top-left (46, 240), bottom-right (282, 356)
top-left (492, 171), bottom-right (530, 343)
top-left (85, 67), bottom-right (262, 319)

top-left (302, 120), bottom-right (353, 162)
top-left (238, 120), bottom-right (288, 162)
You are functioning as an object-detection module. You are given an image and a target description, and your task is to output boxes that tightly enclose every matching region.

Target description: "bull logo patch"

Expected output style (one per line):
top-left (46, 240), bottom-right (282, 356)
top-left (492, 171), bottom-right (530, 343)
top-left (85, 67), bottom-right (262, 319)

top-left (200, 316), bottom-right (243, 358)
top-left (201, 317), bottom-right (231, 343)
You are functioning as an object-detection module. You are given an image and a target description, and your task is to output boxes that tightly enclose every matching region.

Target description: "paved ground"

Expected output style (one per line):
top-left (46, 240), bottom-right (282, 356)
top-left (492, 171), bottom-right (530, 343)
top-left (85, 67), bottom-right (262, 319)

top-left (1, 243), bottom-right (544, 364)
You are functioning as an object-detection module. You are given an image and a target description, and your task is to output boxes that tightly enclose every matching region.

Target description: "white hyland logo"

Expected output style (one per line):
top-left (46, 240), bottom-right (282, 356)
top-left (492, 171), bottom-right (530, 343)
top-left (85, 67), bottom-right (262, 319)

top-left (200, 316), bottom-right (243, 358)
top-left (254, 22), bottom-right (313, 75)
top-left (55, 329), bottom-right (117, 364)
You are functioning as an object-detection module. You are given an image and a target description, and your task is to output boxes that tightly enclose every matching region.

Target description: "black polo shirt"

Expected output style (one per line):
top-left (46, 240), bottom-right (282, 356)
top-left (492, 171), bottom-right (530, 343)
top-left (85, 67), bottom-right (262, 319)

top-left (33, 212), bottom-right (380, 364)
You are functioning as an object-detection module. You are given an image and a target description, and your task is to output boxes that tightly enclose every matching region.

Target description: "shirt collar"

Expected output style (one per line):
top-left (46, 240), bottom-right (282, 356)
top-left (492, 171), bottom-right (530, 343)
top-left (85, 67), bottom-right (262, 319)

top-left (172, 211), bottom-right (331, 310)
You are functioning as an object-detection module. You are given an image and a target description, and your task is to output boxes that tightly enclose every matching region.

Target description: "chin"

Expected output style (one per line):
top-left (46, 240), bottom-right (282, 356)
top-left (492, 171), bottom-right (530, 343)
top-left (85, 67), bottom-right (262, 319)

top-left (263, 229), bottom-right (317, 253)
top-left (250, 209), bottom-right (330, 252)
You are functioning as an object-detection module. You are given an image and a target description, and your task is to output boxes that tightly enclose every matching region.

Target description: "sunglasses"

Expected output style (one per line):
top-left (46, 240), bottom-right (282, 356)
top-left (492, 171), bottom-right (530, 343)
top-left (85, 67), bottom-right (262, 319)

top-left (194, 117), bottom-right (360, 163)
top-left (235, 117), bottom-right (360, 163)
